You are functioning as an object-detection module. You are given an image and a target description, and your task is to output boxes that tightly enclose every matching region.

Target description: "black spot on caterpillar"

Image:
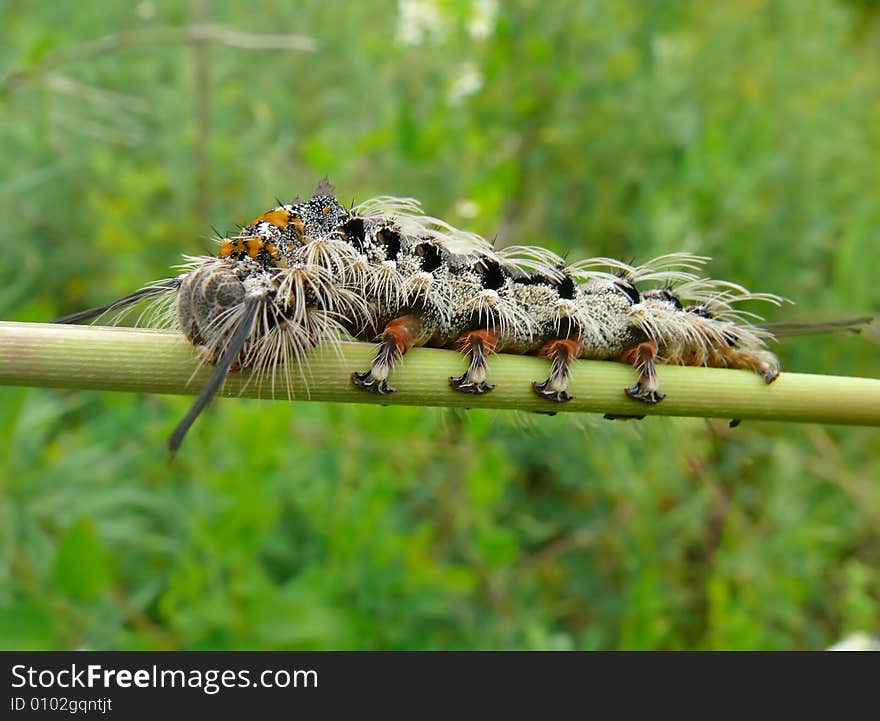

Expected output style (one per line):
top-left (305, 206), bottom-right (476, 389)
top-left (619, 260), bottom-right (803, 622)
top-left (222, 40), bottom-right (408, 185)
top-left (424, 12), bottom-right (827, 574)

top-left (55, 181), bottom-right (871, 453)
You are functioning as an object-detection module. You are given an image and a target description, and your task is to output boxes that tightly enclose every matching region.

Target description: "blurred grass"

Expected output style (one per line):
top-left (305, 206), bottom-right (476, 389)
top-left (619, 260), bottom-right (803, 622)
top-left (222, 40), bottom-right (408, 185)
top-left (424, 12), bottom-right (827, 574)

top-left (0, 0), bottom-right (878, 650)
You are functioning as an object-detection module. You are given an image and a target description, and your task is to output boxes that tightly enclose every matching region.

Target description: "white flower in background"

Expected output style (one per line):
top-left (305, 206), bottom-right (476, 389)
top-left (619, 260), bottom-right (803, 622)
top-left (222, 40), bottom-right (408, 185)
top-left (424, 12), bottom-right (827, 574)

top-left (136, 1), bottom-right (156, 20)
top-left (652, 33), bottom-right (695, 66)
top-left (468, 0), bottom-right (498, 40)
top-left (448, 62), bottom-right (483, 104)
top-left (454, 199), bottom-right (481, 219)
top-left (397, 0), bottom-right (446, 47)
top-left (827, 632), bottom-right (880, 651)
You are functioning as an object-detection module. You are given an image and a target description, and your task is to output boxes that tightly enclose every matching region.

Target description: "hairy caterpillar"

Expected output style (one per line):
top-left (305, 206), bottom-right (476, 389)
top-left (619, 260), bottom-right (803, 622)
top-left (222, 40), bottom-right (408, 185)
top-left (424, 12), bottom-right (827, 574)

top-left (57, 180), bottom-right (867, 453)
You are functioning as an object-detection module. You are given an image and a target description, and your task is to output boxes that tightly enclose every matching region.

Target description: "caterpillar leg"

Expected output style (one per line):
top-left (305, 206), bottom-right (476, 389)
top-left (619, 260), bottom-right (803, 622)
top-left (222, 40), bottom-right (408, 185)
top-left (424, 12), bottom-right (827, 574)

top-left (717, 347), bottom-right (780, 384)
top-left (621, 339), bottom-right (666, 404)
top-left (352, 314), bottom-right (423, 394)
top-left (532, 338), bottom-right (580, 403)
top-left (450, 329), bottom-right (498, 394)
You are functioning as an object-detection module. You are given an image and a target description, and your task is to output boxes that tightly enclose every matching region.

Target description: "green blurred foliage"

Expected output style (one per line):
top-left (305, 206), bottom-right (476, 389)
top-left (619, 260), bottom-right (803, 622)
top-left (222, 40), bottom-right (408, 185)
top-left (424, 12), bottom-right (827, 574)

top-left (0, 0), bottom-right (878, 649)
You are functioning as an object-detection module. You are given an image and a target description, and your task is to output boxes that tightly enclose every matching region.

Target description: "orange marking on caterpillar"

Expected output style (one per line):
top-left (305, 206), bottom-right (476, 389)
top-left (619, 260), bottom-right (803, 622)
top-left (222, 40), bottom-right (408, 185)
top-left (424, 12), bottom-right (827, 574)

top-left (250, 208), bottom-right (291, 228)
top-left (218, 236), bottom-right (280, 263)
top-left (245, 238), bottom-right (264, 259)
top-left (218, 238), bottom-right (245, 258)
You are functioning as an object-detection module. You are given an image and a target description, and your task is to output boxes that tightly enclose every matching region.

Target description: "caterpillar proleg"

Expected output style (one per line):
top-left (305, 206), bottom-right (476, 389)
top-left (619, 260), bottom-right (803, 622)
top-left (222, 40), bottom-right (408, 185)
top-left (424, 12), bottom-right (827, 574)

top-left (56, 181), bottom-right (869, 453)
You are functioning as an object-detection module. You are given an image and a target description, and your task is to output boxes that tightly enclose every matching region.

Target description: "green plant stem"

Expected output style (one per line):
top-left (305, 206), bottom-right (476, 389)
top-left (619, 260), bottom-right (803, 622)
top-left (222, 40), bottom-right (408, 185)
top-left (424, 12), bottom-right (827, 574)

top-left (0, 321), bottom-right (878, 425)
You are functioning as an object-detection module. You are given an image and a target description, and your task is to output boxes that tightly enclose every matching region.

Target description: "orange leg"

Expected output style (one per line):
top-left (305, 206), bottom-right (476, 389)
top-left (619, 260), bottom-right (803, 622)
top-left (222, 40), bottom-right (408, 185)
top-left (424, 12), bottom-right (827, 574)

top-left (620, 339), bottom-right (666, 404)
top-left (449, 329), bottom-right (499, 394)
top-left (716, 346), bottom-right (780, 384)
top-left (352, 314), bottom-right (423, 394)
top-left (532, 338), bottom-right (581, 403)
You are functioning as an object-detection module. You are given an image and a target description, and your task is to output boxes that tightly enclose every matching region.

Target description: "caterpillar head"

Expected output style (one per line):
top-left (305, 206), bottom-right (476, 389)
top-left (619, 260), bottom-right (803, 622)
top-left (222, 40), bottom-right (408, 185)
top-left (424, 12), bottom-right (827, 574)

top-left (284, 180), bottom-right (349, 241)
top-left (177, 260), bottom-right (251, 359)
top-left (292, 193), bottom-right (348, 240)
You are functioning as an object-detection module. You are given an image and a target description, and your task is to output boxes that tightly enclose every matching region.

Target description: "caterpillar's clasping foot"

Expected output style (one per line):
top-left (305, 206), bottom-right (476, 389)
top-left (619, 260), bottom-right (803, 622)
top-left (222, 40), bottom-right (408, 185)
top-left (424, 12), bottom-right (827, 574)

top-left (763, 368), bottom-right (780, 384)
top-left (532, 380), bottom-right (574, 403)
top-left (449, 374), bottom-right (495, 394)
top-left (532, 338), bottom-right (580, 403)
top-left (450, 329), bottom-right (498, 396)
top-left (351, 371), bottom-right (395, 394)
top-left (351, 314), bottom-right (423, 396)
top-left (624, 383), bottom-right (665, 405)
top-left (620, 340), bottom-right (664, 406)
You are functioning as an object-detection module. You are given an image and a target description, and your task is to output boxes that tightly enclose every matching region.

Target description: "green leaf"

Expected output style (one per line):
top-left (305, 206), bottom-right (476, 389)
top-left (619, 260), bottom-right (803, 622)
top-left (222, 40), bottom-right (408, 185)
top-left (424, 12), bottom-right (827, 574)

top-left (50, 517), bottom-right (112, 601)
top-left (0, 601), bottom-right (55, 650)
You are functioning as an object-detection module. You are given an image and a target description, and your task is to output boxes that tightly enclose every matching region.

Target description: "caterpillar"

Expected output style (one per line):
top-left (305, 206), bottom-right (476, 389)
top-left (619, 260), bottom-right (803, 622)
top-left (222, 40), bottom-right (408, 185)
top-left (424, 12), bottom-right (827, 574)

top-left (56, 180), bottom-right (866, 453)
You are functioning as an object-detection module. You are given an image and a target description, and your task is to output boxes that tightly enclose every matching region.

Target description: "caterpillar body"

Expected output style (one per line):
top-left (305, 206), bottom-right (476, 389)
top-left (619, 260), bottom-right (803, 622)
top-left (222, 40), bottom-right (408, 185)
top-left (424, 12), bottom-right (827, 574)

top-left (59, 180), bottom-right (831, 453)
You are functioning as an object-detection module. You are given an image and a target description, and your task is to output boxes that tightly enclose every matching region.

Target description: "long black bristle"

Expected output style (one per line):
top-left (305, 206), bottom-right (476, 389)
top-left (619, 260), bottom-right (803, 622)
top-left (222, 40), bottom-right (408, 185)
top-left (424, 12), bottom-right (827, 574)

top-left (760, 316), bottom-right (873, 337)
top-left (53, 280), bottom-right (179, 324)
top-left (167, 296), bottom-right (261, 457)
